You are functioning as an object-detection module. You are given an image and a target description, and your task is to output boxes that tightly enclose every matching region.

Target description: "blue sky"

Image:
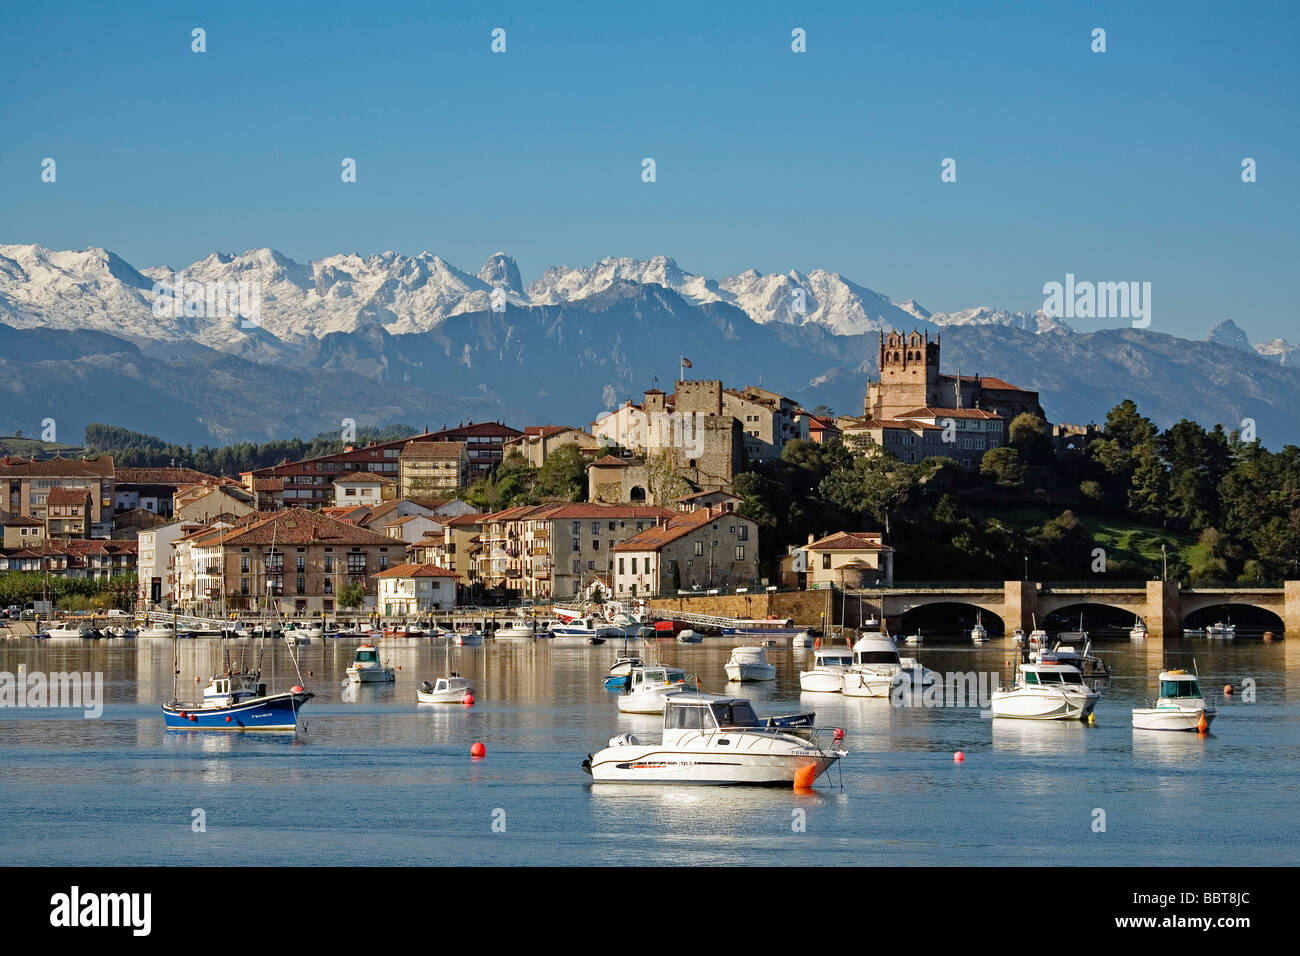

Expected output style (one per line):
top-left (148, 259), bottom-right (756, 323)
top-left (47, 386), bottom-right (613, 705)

top-left (2, 1), bottom-right (1297, 342)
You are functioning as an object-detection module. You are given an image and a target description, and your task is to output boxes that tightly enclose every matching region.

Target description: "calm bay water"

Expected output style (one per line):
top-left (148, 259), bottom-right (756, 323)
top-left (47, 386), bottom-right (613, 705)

top-left (1, 635), bottom-right (1297, 866)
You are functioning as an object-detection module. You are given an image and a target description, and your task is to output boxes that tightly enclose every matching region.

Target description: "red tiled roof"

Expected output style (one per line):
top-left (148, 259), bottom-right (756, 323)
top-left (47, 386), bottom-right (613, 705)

top-left (373, 563), bottom-right (459, 579)
top-left (894, 407), bottom-right (1003, 420)
top-left (46, 487), bottom-right (91, 506)
top-left (675, 489), bottom-right (740, 502)
top-left (590, 455), bottom-right (635, 467)
top-left (614, 508), bottom-right (754, 552)
top-left (0, 455), bottom-right (114, 478)
top-left (803, 532), bottom-right (890, 552)
top-left (543, 504), bottom-right (675, 521)
top-left (116, 466), bottom-right (218, 484)
top-left (400, 441), bottom-right (466, 460)
top-left (334, 471), bottom-right (396, 484)
top-left (214, 508), bottom-right (393, 546)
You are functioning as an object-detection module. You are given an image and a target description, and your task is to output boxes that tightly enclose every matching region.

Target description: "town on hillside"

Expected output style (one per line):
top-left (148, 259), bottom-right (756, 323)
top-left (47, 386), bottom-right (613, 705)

top-left (2, 329), bottom-right (1296, 624)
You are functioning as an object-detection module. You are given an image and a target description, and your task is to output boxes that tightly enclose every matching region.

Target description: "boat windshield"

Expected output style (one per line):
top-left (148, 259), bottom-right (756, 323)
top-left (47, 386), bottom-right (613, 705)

top-left (665, 704), bottom-right (714, 730)
top-left (856, 651), bottom-right (899, 665)
top-left (819, 655), bottom-right (851, 667)
top-left (1161, 679), bottom-right (1200, 698)
top-left (356, 649), bottom-right (378, 662)
top-left (710, 701), bottom-right (761, 727)
top-left (1034, 669), bottom-right (1084, 684)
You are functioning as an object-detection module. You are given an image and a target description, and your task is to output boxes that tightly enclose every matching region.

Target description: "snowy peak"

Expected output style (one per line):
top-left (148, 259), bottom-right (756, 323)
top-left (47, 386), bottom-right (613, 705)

top-left (1207, 318), bottom-right (1253, 352)
top-left (478, 252), bottom-right (523, 294)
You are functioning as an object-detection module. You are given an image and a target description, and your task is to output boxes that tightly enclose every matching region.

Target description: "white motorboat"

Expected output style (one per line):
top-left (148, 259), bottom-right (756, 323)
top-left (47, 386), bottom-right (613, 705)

top-left (970, 614), bottom-right (988, 644)
top-left (903, 631), bottom-right (923, 646)
top-left (494, 618), bottom-right (537, 641)
top-left (617, 665), bottom-right (691, 714)
top-left (417, 675), bottom-right (473, 704)
top-left (346, 643), bottom-right (395, 683)
top-left (1206, 621), bottom-right (1236, 640)
top-left (989, 661), bottom-right (1099, 721)
top-left (45, 622), bottom-right (94, 639)
top-left (584, 691), bottom-right (846, 786)
top-left (550, 616), bottom-right (624, 643)
top-left (1130, 618), bottom-right (1148, 640)
top-left (138, 624), bottom-right (176, 639)
top-left (107, 625), bottom-right (137, 638)
top-left (792, 630), bottom-right (816, 648)
top-left (1132, 669), bottom-right (1217, 732)
top-left (842, 631), bottom-right (934, 697)
top-left (724, 645), bottom-right (776, 682)
top-left (608, 657), bottom-right (643, 677)
top-left (1028, 628), bottom-right (1048, 648)
top-left (675, 629), bottom-right (702, 643)
top-left (1011, 627), bottom-right (1026, 646)
top-left (1031, 639), bottom-right (1109, 679)
top-left (799, 647), bottom-right (852, 693)
top-left (453, 630), bottom-right (484, 646)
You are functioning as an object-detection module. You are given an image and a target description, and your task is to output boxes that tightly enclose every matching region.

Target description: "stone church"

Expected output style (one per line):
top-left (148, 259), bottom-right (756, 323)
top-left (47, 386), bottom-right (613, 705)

top-left (864, 330), bottom-right (1045, 423)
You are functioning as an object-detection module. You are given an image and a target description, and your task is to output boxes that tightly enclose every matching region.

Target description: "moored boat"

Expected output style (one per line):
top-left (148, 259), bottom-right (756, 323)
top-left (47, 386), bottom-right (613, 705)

top-left (724, 645), bottom-right (776, 682)
top-left (799, 647), bottom-right (852, 693)
top-left (583, 691), bottom-right (846, 786)
top-left (989, 661), bottom-right (1098, 721)
top-left (617, 665), bottom-right (691, 713)
top-left (346, 644), bottom-right (395, 683)
top-left (1132, 669), bottom-right (1217, 732)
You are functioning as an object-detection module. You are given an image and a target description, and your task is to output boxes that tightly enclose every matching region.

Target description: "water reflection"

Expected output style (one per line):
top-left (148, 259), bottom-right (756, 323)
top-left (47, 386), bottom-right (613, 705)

top-left (990, 719), bottom-right (1092, 754)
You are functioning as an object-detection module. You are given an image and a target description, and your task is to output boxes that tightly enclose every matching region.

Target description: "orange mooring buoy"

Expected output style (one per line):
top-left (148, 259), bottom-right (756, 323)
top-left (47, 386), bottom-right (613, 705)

top-left (1223, 684), bottom-right (1233, 696)
top-left (793, 763), bottom-right (817, 789)
top-left (470, 741), bottom-right (486, 758)
top-left (1197, 712), bottom-right (1209, 734)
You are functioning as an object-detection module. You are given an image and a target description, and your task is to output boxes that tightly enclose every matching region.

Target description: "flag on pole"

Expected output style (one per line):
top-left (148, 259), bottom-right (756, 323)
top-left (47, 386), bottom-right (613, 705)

top-left (681, 356), bottom-right (693, 368)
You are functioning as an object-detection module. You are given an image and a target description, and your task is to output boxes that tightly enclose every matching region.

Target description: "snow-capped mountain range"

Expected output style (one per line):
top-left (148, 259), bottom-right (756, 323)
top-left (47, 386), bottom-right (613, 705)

top-left (1, 243), bottom-right (1298, 447)
top-left (0, 244), bottom-right (1071, 353)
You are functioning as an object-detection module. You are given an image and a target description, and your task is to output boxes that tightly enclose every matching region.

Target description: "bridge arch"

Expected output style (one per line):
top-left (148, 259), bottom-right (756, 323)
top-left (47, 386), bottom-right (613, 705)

top-left (1182, 602), bottom-right (1284, 635)
top-left (1040, 601), bottom-right (1149, 635)
top-left (893, 601), bottom-right (1007, 636)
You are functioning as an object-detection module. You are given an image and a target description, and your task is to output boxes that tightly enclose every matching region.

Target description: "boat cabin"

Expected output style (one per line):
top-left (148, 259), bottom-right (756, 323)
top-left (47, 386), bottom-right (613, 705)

top-left (1158, 670), bottom-right (1202, 699)
top-left (1020, 663), bottom-right (1086, 685)
top-left (813, 649), bottom-right (852, 668)
top-left (629, 666), bottom-right (687, 690)
top-left (851, 636), bottom-right (901, 667)
top-left (663, 694), bottom-right (761, 731)
top-left (202, 673), bottom-right (263, 707)
top-left (353, 645), bottom-right (380, 663)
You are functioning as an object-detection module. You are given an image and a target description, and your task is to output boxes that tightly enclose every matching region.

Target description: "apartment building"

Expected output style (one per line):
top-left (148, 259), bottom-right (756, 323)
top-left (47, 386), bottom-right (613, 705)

top-left (0, 455), bottom-right (115, 536)
top-left (612, 505), bottom-right (760, 596)
top-left (399, 441), bottom-right (470, 497)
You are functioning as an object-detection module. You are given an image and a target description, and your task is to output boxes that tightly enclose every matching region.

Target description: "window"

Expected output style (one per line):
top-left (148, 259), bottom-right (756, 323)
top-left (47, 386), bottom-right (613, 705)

top-left (735, 546), bottom-right (745, 561)
top-left (296, 576), bottom-right (305, 594)
top-left (324, 556), bottom-right (334, 573)
top-left (694, 541), bottom-right (703, 556)
top-left (572, 560), bottom-right (581, 574)
top-left (296, 555), bottom-right (305, 572)
top-left (738, 525), bottom-right (748, 541)
top-left (618, 558), bottom-right (625, 575)
top-left (240, 556), bottom-right (250, 573)
top-left (592, 522), bottom-right (600, 535)
top-left (572, 522), bottom-right (581, 535)
top-left (586, 561), bottom-right (596, 571)
top-left (324, 578), bottom-right (333, 594)
top-left (631, 557), bottom-right (638, 574)
top-left (572, 538), bottom-right (580, 552)
top-left (592, 540), bottom-right (600, 550)
top-left (822, 554), bottom-right (831, 569)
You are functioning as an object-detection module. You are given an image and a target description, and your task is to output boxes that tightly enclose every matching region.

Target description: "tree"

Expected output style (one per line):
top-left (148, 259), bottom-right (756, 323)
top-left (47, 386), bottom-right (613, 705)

top-left (338, 580), bottom-right (365, 609)
top-left (1008, 413), bottom-right (1054, 465)
top-left (1128, 441), bottom-right (1169, 522)
top-left (535, 444), bottom-right (587, 501)
top-left (819, 450), bottom-right (917, 538)
top-left (980, 446), bottom-right (1026, 488)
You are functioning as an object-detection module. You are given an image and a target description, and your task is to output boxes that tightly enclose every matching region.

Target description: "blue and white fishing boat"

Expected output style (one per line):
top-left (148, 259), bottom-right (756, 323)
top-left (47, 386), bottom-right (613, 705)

top-left (162, 672), bottom-right (313, 731)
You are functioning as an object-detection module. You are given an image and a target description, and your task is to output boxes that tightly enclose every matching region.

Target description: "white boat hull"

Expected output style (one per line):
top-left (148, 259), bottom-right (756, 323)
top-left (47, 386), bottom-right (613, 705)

top-left (454, 633), bottom-right (483, 646)
top-left (841, 670), bottom-right (897, 698)
top-left (347, 666), bottom-right (395, 683)
top-left (990, 688), bottom-right (1097, 720)
top-left (1131, 706), bottom-right (1216, 732)
top-left (798, 671), bottom-right (845, 693)
top-left (587, 740), bottom-right (842, 786)
top-left (724, 662), bottom-right (776, 682)
top-left (418, 678), bottom-right (473, 704)
top-left (617, 686), bottom-right (687, 714)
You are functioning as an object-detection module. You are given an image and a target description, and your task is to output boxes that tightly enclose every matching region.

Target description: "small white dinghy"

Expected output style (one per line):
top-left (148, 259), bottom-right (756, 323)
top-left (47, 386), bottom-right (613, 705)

top-left (724, 645), bottom-right (776, 682)
top-left (1132, 669), bottom-right (1216, 732)
top-left (618, 665), bottom-right (691, 714)
top-left (453, 629), bottom-right (484, 646)
top-left (675, 629), bottom-right (702, 643)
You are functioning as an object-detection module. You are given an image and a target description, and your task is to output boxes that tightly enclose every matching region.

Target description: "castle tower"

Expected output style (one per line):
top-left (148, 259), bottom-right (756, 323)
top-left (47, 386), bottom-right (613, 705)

top-left (865, 330), bottom-right (940, 418)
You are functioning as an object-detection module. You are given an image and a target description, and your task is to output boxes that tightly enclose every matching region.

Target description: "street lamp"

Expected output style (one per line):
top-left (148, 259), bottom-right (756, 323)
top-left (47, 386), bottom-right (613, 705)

top-left (1161, 543), bottom-right (1167, 582)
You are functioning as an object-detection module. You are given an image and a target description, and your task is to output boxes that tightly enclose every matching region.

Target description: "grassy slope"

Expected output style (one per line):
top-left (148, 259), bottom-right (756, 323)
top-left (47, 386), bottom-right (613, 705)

top-left (972, 506), bottom-right (1202, 569)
